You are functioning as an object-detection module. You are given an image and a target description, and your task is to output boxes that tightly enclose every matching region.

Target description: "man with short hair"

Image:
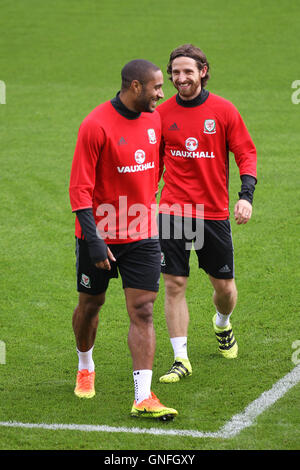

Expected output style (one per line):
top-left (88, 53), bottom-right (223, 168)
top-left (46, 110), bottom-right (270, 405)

top-left (157, 44), bottom-right (257, 383)
top-left (69, 59), bottom-right (177, 420)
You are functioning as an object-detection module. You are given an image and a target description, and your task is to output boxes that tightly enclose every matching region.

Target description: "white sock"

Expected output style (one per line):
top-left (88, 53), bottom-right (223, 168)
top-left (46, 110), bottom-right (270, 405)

top-left (170, 337), bottom-right (188, 360)
top-left (133, 370), bottom-right (152, 404)
top-left (215, 311), bottom-right (231, 328)
top-left (77, 346), bottom-right (95, 372)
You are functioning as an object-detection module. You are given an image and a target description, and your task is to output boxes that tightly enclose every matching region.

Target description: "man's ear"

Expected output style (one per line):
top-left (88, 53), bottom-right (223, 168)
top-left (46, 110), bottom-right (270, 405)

top-left (200, 65), bottom-right (208, 78)
top-left (130, 79), bottom-right (143, 95)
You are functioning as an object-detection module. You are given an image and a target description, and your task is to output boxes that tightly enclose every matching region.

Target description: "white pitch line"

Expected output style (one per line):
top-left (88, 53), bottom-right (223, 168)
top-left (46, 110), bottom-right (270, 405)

top-left (1, 364), bottom-right (299, 439)
top-left (218, 362), bottom-right (300, 438)
top-left (0, 421), bottom-right (216, 439)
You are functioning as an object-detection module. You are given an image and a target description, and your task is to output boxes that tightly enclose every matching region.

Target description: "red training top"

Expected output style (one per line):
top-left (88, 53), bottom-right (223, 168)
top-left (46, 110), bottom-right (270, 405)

top-left (157, 92), bottom-right (257, 219)
top-left (69, 99), bottom-right (161, 243)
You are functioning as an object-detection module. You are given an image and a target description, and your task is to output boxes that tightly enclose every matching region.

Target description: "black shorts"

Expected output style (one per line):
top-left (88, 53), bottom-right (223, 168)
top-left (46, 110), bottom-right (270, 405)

top-left (158, 214), bottom-right (234, 279)
top-left (76, 237), bottom-right (161, 295)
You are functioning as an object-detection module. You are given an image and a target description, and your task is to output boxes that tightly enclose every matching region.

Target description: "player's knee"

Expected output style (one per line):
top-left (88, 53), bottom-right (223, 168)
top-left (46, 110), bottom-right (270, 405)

top-left (131, 299), bottom-right (154, 324)
top-left (164, 275), bottom-right (187, 297)
top-left (216, 280), bottom-right (237, 300)
top-left (79, 293), bottom-right (106, 317)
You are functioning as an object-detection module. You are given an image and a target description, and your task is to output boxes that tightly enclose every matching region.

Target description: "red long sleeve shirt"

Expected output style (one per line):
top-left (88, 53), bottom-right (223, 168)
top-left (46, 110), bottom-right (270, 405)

top-left (157, 92), bottom-right (257, 219)
top-left (69, 98), bottom-right (161, 243)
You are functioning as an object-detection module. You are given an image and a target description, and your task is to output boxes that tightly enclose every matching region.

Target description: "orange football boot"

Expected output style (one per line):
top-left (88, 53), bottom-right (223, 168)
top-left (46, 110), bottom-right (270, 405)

top-left (131, 392), bottom-right (178, 421)
top-left (74, 369), bottom-right (95, 398)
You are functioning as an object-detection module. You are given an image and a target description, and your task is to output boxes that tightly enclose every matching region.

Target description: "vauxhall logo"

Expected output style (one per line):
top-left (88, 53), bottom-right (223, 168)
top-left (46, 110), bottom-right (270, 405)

top-left (185, 137), bottom-right (198, 151)
top-left (135, 149), bottom-right (146, 164)
top-left (170, 137), bottom-right (215, 159)
top-left (117, 149), bottom-right (155, 173)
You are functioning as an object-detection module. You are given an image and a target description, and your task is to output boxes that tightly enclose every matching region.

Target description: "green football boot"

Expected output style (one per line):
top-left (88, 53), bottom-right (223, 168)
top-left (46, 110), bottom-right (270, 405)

top-left (159, 357), bottom-right (192, 383)
top-left (212, 313), bottom-right (238, 359)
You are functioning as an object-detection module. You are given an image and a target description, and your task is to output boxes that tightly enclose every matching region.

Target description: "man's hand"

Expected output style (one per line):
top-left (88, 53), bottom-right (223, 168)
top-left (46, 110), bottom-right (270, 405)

top-left (234, 199), bottom-right (252, 225)
top-left (95, 247), bottom-right (116, 270)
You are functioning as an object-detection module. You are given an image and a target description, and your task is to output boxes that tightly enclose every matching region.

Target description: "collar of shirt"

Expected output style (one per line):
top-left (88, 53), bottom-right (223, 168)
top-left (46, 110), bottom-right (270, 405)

top-left (176, 88), bottom-right (209, 108)
top-left (110, 92), bottom-right (141, 120)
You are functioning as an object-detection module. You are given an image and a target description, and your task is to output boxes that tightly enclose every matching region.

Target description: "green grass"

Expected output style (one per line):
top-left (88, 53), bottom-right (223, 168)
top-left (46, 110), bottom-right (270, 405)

top-left (0, 0), bottom-right (300, 451)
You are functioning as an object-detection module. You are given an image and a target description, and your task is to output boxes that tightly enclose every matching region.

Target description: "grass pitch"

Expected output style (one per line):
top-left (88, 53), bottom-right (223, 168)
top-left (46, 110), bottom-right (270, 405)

top-left (0, 0), bottom-right (300, 451)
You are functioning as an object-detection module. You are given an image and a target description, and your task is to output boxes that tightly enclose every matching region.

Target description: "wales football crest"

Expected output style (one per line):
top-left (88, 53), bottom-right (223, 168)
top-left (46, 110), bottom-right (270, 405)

top-left (204, 119), bottom-right (216, 134)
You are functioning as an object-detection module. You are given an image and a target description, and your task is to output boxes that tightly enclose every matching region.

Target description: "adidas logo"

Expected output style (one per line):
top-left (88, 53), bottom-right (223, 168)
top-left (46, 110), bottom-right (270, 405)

top-left (218, 264), bottom-right (231, 273)
top-left (118, 137), bottom-right (127, 145)
top-left (169, 122), bottom-right (179, 131)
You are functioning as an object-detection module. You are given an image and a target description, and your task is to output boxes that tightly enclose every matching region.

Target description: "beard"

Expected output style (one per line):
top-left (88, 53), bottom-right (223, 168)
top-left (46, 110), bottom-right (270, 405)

top-left (174, 79), bottom-right (202, 100)
top-left (136, 90), bottom-right (157, 113)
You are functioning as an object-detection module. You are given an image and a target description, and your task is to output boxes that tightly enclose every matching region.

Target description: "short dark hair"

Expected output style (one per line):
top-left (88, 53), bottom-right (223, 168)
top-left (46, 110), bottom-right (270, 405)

top-left (167, 44), bottom-right (210, 87)
top-left (121, 59), bottom-right (161, 90)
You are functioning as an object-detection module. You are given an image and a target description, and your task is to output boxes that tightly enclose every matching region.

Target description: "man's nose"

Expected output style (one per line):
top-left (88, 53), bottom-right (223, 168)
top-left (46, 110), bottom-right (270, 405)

top-left (178, 72), bottom-right (187, 82)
